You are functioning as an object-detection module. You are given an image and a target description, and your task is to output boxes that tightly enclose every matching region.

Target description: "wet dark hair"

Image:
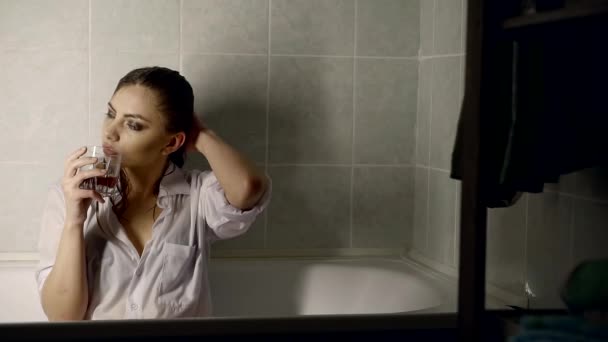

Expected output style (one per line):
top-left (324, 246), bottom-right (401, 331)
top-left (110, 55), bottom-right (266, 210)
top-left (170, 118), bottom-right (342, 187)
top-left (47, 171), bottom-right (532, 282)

top-left (114, 66), bottom-right (194, 168)
top-left (98, 66), bottom-right (195, 222)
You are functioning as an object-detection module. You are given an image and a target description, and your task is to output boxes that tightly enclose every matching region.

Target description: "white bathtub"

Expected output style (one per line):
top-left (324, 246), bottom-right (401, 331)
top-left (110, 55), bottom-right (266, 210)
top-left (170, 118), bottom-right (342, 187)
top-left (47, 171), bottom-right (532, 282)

top-left (0, 256), bottom-right (506, 322)
top-left (208, 257), bottom-right (459, 317)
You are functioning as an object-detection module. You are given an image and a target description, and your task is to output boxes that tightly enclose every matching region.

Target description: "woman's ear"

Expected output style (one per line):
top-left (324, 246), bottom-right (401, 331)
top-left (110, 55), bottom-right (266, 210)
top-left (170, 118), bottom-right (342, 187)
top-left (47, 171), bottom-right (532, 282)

top-left (162, 132), bottom-right (186, 155)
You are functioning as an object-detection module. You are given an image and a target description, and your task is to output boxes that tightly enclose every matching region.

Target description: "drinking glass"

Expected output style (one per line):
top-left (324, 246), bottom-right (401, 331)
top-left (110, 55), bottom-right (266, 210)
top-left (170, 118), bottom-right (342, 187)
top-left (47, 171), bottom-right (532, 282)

top-left (78, 146), bottom-right (121, 197)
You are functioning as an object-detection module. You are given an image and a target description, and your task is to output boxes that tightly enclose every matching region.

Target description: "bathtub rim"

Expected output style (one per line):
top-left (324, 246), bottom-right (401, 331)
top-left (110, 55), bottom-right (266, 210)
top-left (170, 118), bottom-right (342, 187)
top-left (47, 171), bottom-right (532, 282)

top-left (0, 252), bottom-right (520, 311)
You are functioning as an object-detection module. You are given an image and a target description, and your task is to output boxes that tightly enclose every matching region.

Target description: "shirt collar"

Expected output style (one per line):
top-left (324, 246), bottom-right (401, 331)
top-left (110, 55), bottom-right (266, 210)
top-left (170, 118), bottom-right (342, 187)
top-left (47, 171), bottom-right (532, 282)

top-left (157, 162), bottom-right (191, 198)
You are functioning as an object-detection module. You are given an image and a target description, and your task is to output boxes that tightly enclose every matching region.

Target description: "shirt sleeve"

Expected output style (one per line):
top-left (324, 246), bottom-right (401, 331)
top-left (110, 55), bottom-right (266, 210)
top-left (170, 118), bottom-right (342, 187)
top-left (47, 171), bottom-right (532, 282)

top-left (198, 171), bottom-right (272, 241)
top-left (35, 182), bottom-right (66, 296)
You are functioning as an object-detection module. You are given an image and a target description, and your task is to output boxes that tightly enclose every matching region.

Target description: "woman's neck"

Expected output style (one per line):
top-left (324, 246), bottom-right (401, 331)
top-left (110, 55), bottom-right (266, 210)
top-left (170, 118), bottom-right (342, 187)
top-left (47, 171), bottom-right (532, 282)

top-left (123, 160), bottom-right (169, 202)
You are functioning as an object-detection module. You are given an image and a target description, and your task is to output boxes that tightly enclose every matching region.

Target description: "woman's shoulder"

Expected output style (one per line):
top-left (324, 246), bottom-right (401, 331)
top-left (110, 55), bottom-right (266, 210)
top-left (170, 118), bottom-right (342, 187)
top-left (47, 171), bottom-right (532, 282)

top-left (181, 167), bottom-right (214, 186)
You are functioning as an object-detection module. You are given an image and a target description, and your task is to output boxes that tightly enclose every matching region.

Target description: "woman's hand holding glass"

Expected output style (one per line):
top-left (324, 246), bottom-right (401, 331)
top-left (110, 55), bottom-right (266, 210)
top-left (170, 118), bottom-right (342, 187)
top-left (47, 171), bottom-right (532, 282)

top-left (61, 147), bottom-right (109, 227)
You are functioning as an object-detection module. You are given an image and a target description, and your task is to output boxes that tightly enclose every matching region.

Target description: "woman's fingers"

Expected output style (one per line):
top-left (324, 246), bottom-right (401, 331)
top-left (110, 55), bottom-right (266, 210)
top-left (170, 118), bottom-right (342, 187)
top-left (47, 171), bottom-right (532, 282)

top-left (69, 157), bottom-right (99, 175)
top-left (72, 168), bottom-right (107, 185)
top-left (64, 147), bottom-right (92, 177)
top-left (65, 147), bottom-right (87, 166)
top-left (76, 189), bottom-right (105, 204)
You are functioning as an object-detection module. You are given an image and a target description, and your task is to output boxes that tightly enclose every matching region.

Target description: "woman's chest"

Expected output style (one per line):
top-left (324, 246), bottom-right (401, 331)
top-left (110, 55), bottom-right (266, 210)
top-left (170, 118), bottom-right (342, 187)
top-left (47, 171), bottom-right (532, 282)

top-left (118, 207), bottom-right (163, 255)
top-left (83, 199), bottom-right (211, 318)
top-left (86, 240), bottom-right (205, 319)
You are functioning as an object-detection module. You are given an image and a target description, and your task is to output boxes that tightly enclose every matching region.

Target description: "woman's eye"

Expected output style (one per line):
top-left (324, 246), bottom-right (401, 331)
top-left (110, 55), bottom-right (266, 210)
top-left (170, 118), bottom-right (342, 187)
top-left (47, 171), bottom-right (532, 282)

top-left (127, 122), bottom-right (142, 131)
top-left (105, 112), bottom-right (141, 131)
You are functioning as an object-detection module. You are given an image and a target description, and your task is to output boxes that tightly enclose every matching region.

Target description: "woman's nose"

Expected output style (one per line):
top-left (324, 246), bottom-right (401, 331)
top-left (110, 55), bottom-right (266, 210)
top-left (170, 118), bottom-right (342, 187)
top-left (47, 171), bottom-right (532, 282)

top-left (104, 122), bottom-right (119, 141)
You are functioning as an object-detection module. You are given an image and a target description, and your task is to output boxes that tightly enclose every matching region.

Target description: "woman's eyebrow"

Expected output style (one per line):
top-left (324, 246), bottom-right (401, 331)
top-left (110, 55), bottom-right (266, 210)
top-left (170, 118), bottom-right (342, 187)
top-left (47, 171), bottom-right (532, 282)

top-left (108, 102), bottom-right (151, 123)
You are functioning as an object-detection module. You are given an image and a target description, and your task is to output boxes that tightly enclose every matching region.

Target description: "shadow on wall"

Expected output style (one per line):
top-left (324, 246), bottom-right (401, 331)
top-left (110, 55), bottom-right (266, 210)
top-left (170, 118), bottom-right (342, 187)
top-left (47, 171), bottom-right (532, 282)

top-left (208, 259), bottom-right (305, 317)
top-left (184, 58), bottom-right (349, 250)
top-left (264, 58), bottom-right (349, 249)
top-left (576, 167), bottom-right (608, 201)
top-left (208, 259), bottom-right (444, 317)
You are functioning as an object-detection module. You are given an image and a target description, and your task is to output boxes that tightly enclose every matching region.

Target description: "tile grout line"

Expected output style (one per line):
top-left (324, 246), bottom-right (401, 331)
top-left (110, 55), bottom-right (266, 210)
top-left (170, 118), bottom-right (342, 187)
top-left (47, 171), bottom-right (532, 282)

top-left (354, 55), bottom-right (418, 60)
top-left (267, 163), bottom-right (416, 168)
top-left (87, 0), bottom-right (92, 144)
top-left (568, 173), bottom-right (578, 268)
top-left (264, 0), bottom-right (272, 249)
top-left (415, 164), bottom-right (451, 172)
top-left (546, 191), bottom-right (608, 205)
top-left (1, 47), bottom-right (88, 52)
top-left (425, 0), bottom-right (437, 256)
top-left (186, 52), bottom-right (268, 56)
top-left (179, 0), bottom-right (183, 72)
top-left (414, 0), bottom-right (426, 253)
top-left (349, 0), bottom-right (359, 249)
top-left (0, 161), bottom-right (43, 166)
top-left (413, 34), bottom-right (421, 253)
top-left (273, 53), bottom-right (417, 59)
top-left (523, 193), bottom-right (529, 303)
top-left (58, 47), bottom-right (422, 59)
top-left (414, 63), bottom-right (420, 167)
top-left (175, 52), bottom-right (418, 59)
top-left (461, 0), bottom-right (465, 54)
top-left (454, 180), bottom-right (458, 267)
top-left (419, 53), bottom-right (466, 60)
top-left (453, 44), bottom-right (465, 266)
top-left (414, 0), bottom-right (422, 219)
top-left (432, 0), bottom-right (438, 56)
top-left (569, 196), bottom-right (575, 269)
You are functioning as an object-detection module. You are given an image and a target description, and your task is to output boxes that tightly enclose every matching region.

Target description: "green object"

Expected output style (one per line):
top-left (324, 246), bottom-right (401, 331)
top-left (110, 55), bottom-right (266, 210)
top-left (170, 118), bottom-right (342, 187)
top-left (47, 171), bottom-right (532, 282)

top-left (561, 258), bottom-right (608, 313)
top-left (510, 315), bottom-right (608, 341)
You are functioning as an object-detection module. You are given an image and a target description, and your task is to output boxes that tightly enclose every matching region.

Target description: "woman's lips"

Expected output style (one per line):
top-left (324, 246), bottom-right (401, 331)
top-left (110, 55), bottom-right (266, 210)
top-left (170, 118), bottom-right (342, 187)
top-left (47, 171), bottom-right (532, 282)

top-left (102, 145), bottom-right (118, 156)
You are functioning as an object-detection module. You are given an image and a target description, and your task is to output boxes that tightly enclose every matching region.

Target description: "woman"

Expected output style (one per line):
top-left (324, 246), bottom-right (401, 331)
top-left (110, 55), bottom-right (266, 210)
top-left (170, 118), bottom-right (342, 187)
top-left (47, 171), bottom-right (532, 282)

top-left (35, 66), bottom-right (271, 321)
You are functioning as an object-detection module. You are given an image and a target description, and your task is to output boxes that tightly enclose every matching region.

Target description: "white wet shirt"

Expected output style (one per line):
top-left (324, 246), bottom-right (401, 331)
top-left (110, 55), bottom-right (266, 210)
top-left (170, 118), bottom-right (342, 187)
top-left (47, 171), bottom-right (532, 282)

top-left (35, 162), bottom-right (271, 320)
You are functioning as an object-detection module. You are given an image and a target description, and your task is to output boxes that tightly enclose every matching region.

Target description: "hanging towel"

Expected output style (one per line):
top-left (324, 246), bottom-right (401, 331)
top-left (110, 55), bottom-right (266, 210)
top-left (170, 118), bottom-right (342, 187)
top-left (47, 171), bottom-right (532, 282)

top-left (451, 30), bottom-right (608, 208)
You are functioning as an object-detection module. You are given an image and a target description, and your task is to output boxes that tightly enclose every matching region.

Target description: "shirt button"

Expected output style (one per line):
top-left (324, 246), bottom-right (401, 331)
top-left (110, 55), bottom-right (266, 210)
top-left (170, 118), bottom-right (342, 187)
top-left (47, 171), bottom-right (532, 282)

top-left (131, 303), bottom-right (138, 311)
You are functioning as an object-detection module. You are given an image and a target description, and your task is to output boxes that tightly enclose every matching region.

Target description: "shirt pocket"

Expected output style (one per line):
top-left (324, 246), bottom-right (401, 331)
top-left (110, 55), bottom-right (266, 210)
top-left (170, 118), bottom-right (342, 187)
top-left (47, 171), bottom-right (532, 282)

top-left (158, 242), bottom-right (197, 303)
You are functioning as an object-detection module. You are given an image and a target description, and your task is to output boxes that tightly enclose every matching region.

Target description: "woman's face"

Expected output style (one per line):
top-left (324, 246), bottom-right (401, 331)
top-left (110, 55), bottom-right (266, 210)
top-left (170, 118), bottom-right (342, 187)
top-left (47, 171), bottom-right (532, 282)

top-left (102, 84), bottom-right (181, 169)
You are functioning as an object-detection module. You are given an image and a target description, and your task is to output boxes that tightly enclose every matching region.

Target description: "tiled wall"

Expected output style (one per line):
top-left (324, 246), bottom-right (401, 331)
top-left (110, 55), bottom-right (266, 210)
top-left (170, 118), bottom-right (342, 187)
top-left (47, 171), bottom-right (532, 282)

top-left (412, 0), bottom-right (465, 267)
top-left (412, 0), bottom-right (608, 309)
top-left (479, 170), bottom-right (608, 308)
top-left (0, 0), bottom-right (421, 255)
top-left (525, 170), bottom-right (608, 308)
